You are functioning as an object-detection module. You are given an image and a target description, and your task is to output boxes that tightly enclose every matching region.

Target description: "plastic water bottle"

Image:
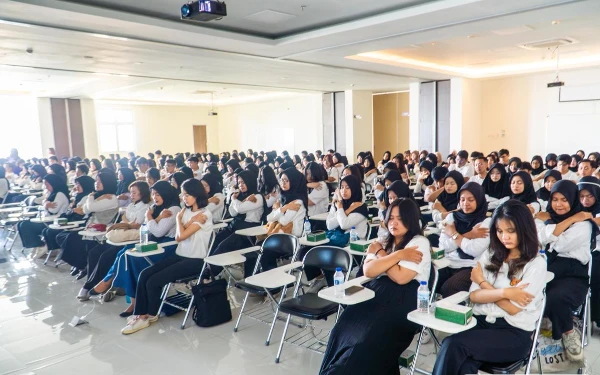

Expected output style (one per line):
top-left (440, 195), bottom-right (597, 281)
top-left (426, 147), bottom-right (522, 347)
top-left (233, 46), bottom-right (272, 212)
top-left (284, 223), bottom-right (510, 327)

top-left (140, 224), bottom-right (149, 245)
top-left (303, 219), bottom-right (311, 236)
top-left (350, 226), bottom-right (359, 242)
top-left (333, 267), bottom-right (345, 297)
top-left (539, 249), bottom-right (547, 261)
top-left (417, 281), bottom-right (430, 313)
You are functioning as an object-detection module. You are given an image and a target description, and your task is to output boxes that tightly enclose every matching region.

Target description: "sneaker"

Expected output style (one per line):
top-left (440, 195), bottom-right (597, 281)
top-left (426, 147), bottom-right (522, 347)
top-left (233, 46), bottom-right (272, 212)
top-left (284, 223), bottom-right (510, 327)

top-left (562, 328), bottom-right (584, 361)
top-left (34, 245), bottom-right (48, 259)
top-left (28, 247), bottom-right (39, 259)
top-left (76, 288), bottom-right (90, 301)
top-left (102, 290), bottom-right (117, 303)
top-left (121, 316), bottom-right (150, 335)
top-left (307, 278), bottom-right (328, 294)
top-left (127, 315), bottom-right (158, 323)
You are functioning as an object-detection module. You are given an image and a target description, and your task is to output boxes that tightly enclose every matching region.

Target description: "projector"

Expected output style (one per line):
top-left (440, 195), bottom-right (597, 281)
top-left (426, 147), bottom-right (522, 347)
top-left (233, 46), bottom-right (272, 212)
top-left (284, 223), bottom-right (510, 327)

top-left (547, 81), bottom-right (565, 88)
top-left (208, 111), bottom-right (218, 116)
top-left (181, 1), bottom-right (227, 22)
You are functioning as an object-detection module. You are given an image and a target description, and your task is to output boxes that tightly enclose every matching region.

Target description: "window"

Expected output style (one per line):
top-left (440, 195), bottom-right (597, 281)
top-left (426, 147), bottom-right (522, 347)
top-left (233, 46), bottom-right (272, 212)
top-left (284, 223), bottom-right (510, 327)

top-left (96, 108), bottom-right (136, 153)
top-left (0, 95), bottom-right (42, 158)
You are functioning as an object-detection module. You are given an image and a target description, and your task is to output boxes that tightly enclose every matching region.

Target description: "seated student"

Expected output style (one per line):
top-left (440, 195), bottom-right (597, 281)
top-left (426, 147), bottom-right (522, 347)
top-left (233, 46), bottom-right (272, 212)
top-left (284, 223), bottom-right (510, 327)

top-left (482, 163), bottom-right (510, 209)
top-left (376, 150), bottom-right (392, 173)
top-left (424, 166), bottom-right (449, 204)
top-left (534, 180), bottom-right (596, 361)
top-left (578, 159), bottom-right (595, 178)
top-left (116, 168), bottom-right (136, 207)
top-left (536, 170), bottom-right (562, 211)
top-left (0, 166), bottom-right (10, 203)
top-left (41, 175), bottom-right (95, 259)
top-left (341, 165), bottom-right (365, 202)
top-left (432, 170), bottom-right (465, 224)
top-left (200, 173), bottom-right (225, 222)
top-left (362, 154), bottom-right (378, 187)
top-left (169, 171), bottom-right (187, 196)
top-left (89, 159), bottom-right (101, 178)
top-left (507, 157), bottom-right (522, 177)
top-left (121, 179), bottom-right (214, 335)
top-left (377, 180), bottom-right (413, 241)
top-left (332, 153), bottom-right (346, 177)
top-left (145, 167), bottom-right (160, 187)
top-left (18, 174), bottom-right (70, 258)
top-left (305, 161), bottom-right (329, 217)
top-left (208, 170), bottom-right (264, 275)
top-left (469, 156), bottom-right (488, 185)
top-left (48, 164), bottom-right (68, 184)
top-left (373, 169), bottom-right (401, 203)
top-left (437, 182), bottom-right (492, 297)
top-left (448, 150), bottom-right (474, 181)
top-left (556, 154), bottom-right (580, 182)
top-left (99, 181), bottom-right (181, 315)
top-left (223, 159), bottom-right (242, 188)
top-left (259, 165), bottom-right (280, 213)
top-left (186, 156), bottom-right (202, 179)
top-left (319, 198), bottom-right (431, 375)
top-left (413, 160), bottom-right (434, 194)
top-left (578, 176), bottom-right (600, 329)
top-left (65, 160), bottom-right (77, 185)
top-left (323, 154), bottom-right (340, 184)
top-left (59, 172), bottom-right (119, 277)
top-left (134, 157), bottom-right (149, 180)
top-left (76, 181), bottom-right (151, 300)
top-left (505, 171), bottom-right (541, 214)
top-left (530, 155), bottom-right (546, 182)
top-left (432, 200), bottom-right (547, 375)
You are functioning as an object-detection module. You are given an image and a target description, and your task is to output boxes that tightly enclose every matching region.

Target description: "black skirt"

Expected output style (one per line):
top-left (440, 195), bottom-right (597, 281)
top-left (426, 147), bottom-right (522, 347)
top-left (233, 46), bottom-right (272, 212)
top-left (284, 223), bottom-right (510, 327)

top-left (319, 277), bottom-right (420, 375)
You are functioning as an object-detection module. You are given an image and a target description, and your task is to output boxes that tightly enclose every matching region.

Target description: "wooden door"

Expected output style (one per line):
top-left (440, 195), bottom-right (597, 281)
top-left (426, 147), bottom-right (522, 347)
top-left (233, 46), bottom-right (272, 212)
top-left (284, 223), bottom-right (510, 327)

top-left (193, 125), bottom-right (207, 154)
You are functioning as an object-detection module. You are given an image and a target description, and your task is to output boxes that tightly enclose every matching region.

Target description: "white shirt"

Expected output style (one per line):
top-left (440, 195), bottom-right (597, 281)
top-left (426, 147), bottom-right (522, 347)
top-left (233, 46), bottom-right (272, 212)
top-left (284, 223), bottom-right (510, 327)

top-left (0, 179), bottom-right (9, 200)
top-left (366, 236), bottom-right (431, 282)
top-left (83, 194), bottom-right (120, 225)
top-left (267, 199), bottom-right (307, 238)
top-left (207, 192), bottom-right (225, 222)
top-left (307, 181), bottom-right (329, 217)
top-left (147, 206), bottom-right (181, 239)
top-left (45, 192), bottom-right (70, 216)
top-left (560, 169), bottom-right (580, 182)
top-left (470, 250), bottom-right (547, 331)
top-left (125, 200), bottom-right (150, 224)
top-left (364, 171), bottom-right (378, 187)
top-left (449, 163), bottom-right (474, 179)
top-left (176, 208), bottom-right (213, 259)
top-left (326, 204), bottom-right (369, 240)
top-left (327, 167), bottom-right (340, 183)
top-left (536, 219), bottom-right (592, 265)
top-left (438, 215), bottom-right (492, 269)
top-left (470, 174), bottom-right (486, 185)
top-left (229, 194), bottom-right (264, 224)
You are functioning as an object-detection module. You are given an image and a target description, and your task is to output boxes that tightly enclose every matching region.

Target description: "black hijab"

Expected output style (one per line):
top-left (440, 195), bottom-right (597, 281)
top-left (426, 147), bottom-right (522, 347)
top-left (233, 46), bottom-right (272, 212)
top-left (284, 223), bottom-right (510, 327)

top-left (382, 180), bottom-right (412, 218)
top-left (117, 168), bottom-right (136, 195)
top-left (481, 163), bottom-right (510, 199)
top-left (382, 170), bottom-right (401, 185)
top-left (94, 172), bottom-right (118, 199)
top-left (438, 170), bottom-right (465, 211)
top-left (509, 171), bottom-right (538, 204)
top-left (245, 163), bottom-right (259, 176)
top-left (280, 167), bottom-right (308, 210)
top-left (169, 172), bottom-right (188, 193)
top-left (545, 153), bottom-right (558, 170)
top-left (74, 175), bottom-right (95, 206)
top-left (578, 176), bottom-right (600, 216)
top-left (49, 164), bottom-right (67, 184)
top-left (339, 175), bottom-right (369, 218)
top-left (419, 160), bottom-right (434, 186)
top-left (383, 161), bottom-right (397, 172)
top-left (507, 157), bottom-right (522, 177)
top-left (226, 159), bottom-right (241, 172)
top-left (236, 170), bottom-right (258, 201)
top-left (570, 154), bottom-right (582, 173)
top-left (537, 170), bottom-right (562, 201)
top-left (432, 166), bottom-right (449, 182)
top-left (44, 174), bottom-right (70, 202)
top-left (427, 153), bottom-right (438, 166)
top-left (453, 182), bottom-right (488, 234)
top-left (201, 173), bottom-right (223, 198)
top-left (546, 180), bottom-right (583, 223)
top-left (31, 164), bottom-right (47, 182)
top-left (150, 180), bottom-right (180, 219)
top-left (531, 155), bottom-right (545, 176)
top-left (180, 166), bottom-right (194, 180)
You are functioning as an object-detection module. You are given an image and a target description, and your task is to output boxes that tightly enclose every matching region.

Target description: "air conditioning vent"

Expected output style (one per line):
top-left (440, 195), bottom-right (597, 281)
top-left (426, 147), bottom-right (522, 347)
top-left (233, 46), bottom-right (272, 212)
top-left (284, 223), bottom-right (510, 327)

top-left (519, 37), bottom-right (578, 50)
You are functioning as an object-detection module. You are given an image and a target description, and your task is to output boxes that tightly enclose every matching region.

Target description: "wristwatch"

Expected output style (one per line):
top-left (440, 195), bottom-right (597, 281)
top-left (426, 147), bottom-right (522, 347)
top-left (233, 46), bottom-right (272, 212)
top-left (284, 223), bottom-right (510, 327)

top-left (451, 232), bottom-right (459, 240)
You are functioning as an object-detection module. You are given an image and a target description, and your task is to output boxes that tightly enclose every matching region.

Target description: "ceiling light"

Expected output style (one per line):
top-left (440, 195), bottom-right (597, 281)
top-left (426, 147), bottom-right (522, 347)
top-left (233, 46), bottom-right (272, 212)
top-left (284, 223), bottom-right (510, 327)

top-left (0, 19), bottom-right (34, 28)
top-left (83, 56), bottom-right (94, 59)
top-left (552, 20), bottom-right (560, 25)
top-left (91, 33), bottom-right (129, 41)
top-left (467, 35), bottom-right (477, 39)
top-left (134, 62), bottom-right (143, 65)
top-left (431, 42), bottom-right (436, 46)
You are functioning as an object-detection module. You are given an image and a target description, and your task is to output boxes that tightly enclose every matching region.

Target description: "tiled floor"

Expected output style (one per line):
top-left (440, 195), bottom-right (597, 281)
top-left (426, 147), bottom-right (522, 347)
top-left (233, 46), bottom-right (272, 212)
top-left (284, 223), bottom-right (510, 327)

top-left (2, 240), bottom-right (600, 375)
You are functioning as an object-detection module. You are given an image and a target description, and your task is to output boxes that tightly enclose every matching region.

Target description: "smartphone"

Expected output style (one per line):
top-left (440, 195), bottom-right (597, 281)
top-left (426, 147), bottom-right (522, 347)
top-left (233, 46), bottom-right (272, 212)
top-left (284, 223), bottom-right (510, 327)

top-left (344, 285), bottom-right (364, 296)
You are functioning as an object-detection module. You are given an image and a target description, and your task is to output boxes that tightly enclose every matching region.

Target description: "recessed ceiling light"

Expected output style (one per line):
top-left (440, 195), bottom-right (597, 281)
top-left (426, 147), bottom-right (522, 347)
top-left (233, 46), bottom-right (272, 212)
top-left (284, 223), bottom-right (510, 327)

top-left (552, 20), bottom-right (560, 25)
top-left (91, 33), bottom-right (128, 41)
top-left (430, 42), bottom-right (436, 46)
top-left (83, 56), bottom-right (94, 59)
top-left (467, 35), bottom-right (477, 39)
top-left (134, 62), bottom-right (143, 65)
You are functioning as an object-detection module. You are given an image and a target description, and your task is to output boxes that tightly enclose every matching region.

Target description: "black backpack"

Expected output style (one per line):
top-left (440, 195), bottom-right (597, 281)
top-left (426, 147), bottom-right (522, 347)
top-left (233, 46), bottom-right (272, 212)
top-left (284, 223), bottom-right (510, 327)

top-left (191, 273), bottom-right (232, 327)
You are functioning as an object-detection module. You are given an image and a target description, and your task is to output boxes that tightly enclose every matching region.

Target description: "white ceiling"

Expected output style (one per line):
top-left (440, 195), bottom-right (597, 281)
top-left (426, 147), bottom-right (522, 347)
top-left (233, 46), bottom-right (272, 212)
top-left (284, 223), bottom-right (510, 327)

top-left (0, 0), bottom-right (599, 103)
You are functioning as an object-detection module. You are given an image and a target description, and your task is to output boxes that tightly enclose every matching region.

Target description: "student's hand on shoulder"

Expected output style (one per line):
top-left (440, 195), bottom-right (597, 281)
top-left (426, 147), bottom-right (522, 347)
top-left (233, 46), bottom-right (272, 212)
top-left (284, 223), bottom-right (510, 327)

top-left (192, 212), bottom-right (207, 224)
top-left (272, 200), bottom-right (281, 210)
top-left (232, 192), bottom-right (239, 200)
top-left (286, 202), bottom-right (301, 211)
top-left (573, 211), bottom-right (593, 222)
top-left (534, 212), bottom-right (550, 222)
top-left (466, 224), bottom-right (489, 239)
top-left (367, 241), bottom-right (384, 254)
top-left (398, 246), bottom-right (421, 263)
top-left (118, 194), bottom-right (128, 200)
top-left (162, 209), bottom-right (173, 218)
top-left (432, 201), bottom-right (443, 211)
top-left (176, 209), bottom-right (185, 220)
top-left (527, 204), bottom-right (535, 214)
top-left (470, 263), bottom-right (485, 284)
top-left (245, 195), bottom-right (257, 203)
top-left (442, 222), bottom-right (456, 236)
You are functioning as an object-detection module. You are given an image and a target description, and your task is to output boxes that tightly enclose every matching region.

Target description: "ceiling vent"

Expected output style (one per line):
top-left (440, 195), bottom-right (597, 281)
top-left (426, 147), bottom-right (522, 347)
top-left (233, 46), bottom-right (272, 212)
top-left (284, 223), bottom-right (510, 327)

top-left (519, 37), bottom-right (578, 50)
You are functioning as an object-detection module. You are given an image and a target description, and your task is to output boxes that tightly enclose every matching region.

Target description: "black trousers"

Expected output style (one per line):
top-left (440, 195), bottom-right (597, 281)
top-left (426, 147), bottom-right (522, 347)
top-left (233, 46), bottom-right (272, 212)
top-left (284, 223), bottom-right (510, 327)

top-left (134, 254), bottom-right (204, 316)
top-left (83, 244), bottom-right (121, 290)
top-left (436, 267), bottom-right (472, 298)
top-left (590, 252), bottom-right (600, 324)
top-left (208, 232), bottom-right (255, 276)
top-left (432, 316), bottom-right (532, 375)
top-left (17, 221), bottom-right (46, 248)
top-left (41, 228), bottom-right (64, 251)
top-left (59, 231), bottom-right (97, 269)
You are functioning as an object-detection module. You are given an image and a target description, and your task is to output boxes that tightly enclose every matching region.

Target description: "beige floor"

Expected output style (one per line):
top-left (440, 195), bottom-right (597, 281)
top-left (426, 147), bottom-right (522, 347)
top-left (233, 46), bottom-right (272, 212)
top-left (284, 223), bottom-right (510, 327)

top-left (2, 243), bottom-right (600, 374)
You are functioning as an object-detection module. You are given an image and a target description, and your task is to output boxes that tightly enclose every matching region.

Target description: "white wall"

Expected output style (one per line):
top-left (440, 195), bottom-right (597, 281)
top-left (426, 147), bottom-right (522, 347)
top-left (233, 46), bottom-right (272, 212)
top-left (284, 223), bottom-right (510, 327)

top-left (80, 99), bottom-right (99, 158)
top-left (344, 90), bottom-right (374, 163)
top-left (409, 83), bottom-right (420, 150)
top-left (37, 98), bottom-right (54, 155)
top-left (217, 94), bottom-right (323, 155)
top-left (480, 66), bottom-right (600, 158)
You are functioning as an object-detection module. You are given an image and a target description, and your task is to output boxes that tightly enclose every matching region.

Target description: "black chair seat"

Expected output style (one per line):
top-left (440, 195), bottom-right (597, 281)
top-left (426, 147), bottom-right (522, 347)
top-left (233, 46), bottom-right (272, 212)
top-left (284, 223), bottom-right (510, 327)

top-left (235, 280), bottom-right (295, 296)
top-left (479, 359), bottom-right (524, 374)
top-left (279, 293), bottom-right (339, 320)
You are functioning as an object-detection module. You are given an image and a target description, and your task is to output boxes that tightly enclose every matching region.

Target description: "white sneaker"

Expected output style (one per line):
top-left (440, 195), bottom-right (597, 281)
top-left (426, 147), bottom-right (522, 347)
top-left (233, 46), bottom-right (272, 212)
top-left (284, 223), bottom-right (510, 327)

top-left (34, 245), bottom-right (48, 259)
top-left (562, 328), bottom-right (584, 361)
top-left (121, 316), bottom-right (150, 335)
top-left (307, 278), bottom-right (328, 294)
top-left (28, 247), bottom-right (39, 259)
top-left (127, 315), bottom-right (158, 324)
top-left (77, 288), bottom-right (90, 301)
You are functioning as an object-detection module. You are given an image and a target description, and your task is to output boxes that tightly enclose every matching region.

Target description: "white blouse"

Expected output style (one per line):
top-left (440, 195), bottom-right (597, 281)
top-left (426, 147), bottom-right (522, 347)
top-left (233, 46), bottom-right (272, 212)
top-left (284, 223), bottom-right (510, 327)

top-left (229, 194), bottom-right (264, 224)
top-left (125, 200), bottom-right (150, 224)
top-left (147, 206), bottom-right (181, 239)
top-left (176, 208), bottom-right (214, 259)
top-left (470, 250), bottom-right (547, 332)
top-left (207, 192), bottom-right (225, 222)
top-left (536, 219), bottom-right (592, 265)
top-left (307, 181), bottom-right (329, 217)
top-left (267, 199), bottom-right (307, 238)
top-left (326, 203), bottom-right (369, 240)
top-left (438, 215), bottom-right (492, 269)
top-left (45, 192), bottom-right (70, 216)
top-left (366, 235), bottom-right (431, 283)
